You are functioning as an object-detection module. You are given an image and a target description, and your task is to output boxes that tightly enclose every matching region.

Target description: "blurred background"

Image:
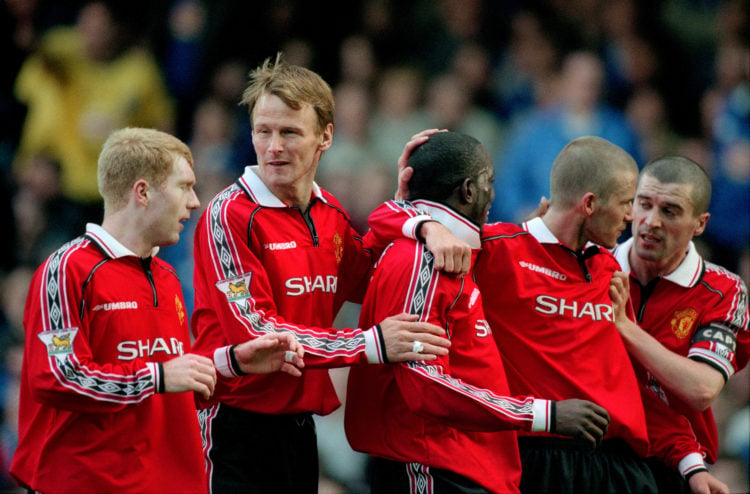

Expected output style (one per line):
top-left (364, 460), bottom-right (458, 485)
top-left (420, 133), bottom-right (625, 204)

top-left (0, 0), bottom-right (747, 492)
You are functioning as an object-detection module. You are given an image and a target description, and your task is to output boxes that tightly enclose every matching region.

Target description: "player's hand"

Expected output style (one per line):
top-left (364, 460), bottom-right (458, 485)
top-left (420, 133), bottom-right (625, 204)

top-left (379, 312), bottom-right (451, 362)
top-left (419, 221), bottom-right (472, 275)
top-left (609, 271), bottom-right (630, 324)
top-left (688, 470), bottom-right (729, 494)
top-left (234, 333), bottom-right (305, 377)
top-left (554, 399), bottom-right (610, 448)
top-left (395, 128), bottom-right (446, 200)
top-left (162, 353), bottom-right (217, 400)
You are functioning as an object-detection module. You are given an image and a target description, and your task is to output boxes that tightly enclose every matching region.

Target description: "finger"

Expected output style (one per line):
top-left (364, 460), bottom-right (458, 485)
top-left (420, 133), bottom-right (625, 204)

top-left (418, 342), bottom-right (450, 357)
top-left (193, 368), bottom-right (217, 391)
top-left (195, 382), bottom-right (212, 401)
top-left (460, 249), bottom-right (471, 276)
top-left (280, 362), bottom-right (303, 377)
top-left (408, 321), bottom-right (450, 338)
top-left (389, 312), bottom-right (420, 322)
top-left (578, 429), bottom-right (597, 449)
top-left (435, 250), bottom-right (449, 272)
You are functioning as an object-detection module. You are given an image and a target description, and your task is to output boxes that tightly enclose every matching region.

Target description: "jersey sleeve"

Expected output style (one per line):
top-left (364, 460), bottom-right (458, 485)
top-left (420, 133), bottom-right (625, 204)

top-left (191, 196), bottom-right (386, 377)
top-left (640, 384), bottom-right (707, 478)
top-left (368, 241), bottom-right (545, 432)
top-left (395, 361), bottom-right (546, 432)
top-left (24, 252), bottom-right (158, 413)
top-left (688, 275), bottom-right (749, 381)
top-left (364, 200), bottom-right (434, 251)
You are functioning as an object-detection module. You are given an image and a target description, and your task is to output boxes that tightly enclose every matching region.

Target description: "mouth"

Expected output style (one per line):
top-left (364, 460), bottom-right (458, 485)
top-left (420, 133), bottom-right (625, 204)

top-left (638, 230), bottom-right (663, 245)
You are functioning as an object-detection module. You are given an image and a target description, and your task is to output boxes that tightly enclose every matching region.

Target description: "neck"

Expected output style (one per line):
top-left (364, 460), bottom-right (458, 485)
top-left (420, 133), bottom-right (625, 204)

top-left (541, 207), bottom-right (587, 251)
top-left (278, 185), bottom-right (312, 210)
top-left (628, 243), bottom-right (687, 285)
top-left (101, 210), bottom-right (152, 258)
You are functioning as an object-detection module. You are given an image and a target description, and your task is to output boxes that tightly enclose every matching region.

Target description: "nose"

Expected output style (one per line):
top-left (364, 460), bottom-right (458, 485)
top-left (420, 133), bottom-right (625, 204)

top-left (268, 132), bottom-right (284, 154)
top-left (643, 207), bottom-right (661, 228)
top-left (188, 188), bottom-right (200, 210)
top-left (624, 201), bottom-right (633, 223)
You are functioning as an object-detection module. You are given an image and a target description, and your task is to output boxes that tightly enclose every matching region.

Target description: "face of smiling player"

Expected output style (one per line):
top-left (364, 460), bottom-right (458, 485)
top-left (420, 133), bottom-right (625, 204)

top-left (252, 93), bottom-right (333, 209)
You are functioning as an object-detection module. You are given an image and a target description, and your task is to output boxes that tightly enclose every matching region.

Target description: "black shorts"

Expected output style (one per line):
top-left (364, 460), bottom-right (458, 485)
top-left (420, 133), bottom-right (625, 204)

top-left (517, 437), bottom-right (658, 494)
top-left (369, 456), bottom-right (490, 494)
top-left (199, 403), bottom-right (318, 494)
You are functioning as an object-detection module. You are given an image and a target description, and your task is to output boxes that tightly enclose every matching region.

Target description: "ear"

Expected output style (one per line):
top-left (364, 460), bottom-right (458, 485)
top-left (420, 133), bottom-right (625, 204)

top-left (693, 212), bottom-right (710, 236)
top-left (582, 192), bottom-right (597, 217)
top-left (134, 179), bottom-right (150, 207)
top-left (318, 123), bottom-right (334, 152)
top-left (460, 177), bottom-right (476, 205)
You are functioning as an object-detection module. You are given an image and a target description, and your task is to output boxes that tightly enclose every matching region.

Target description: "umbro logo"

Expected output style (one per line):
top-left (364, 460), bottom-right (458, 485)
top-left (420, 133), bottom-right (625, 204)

top-left (264, 241), bottom-right (297, 250)
top-left (518, 261), bottom-right (567, 280)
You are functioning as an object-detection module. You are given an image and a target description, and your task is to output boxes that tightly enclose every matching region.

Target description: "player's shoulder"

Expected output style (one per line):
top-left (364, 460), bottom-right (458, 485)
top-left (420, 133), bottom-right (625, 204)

top-left (702, 261), bottom-right (748, 294)
top-left (481, 221), bottom-right (526, 241)
top-left (316, 188), bottom-right (353, 221)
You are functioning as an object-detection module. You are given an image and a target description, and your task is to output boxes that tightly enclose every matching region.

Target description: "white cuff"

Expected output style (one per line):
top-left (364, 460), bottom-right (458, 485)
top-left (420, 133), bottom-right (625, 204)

top-left (678, 452), bottom-right (706, 478)
top-left (531, 399), bottom-right (552, 432)
top-left (403, 215), bottom-right (433, 240)
top-left (213, 346), bottom-right (239, 378)
top-left (363, 327), bottom-right (385, 364)
top-left (146, 362), bottom-right (161, 393)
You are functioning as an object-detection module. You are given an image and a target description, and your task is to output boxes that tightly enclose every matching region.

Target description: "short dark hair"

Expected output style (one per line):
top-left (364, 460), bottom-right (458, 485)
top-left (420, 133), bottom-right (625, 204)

top-left (408, 132), bottom-right (487, 202)
top-left (640, 155), bottom-right (711, 215)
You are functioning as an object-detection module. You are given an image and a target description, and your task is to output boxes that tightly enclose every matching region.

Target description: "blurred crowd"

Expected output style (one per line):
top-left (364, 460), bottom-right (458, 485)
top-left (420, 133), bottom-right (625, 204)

top-left (0, 0), bottom-right (747, 492)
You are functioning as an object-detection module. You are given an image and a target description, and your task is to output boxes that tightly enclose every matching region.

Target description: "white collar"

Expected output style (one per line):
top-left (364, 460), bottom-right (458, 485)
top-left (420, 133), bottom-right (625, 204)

top-left (613, 237), bottom-right (704, 287)
top-left (412, 200), bottom-right (481, 249)
top-left (85, 223), bottom-right (159, 259)
top-left (238, 165), bottom-right (326, 208)
top-left (522, 216), bottom-right (601, 254)
top-left (522, 217), bottom-right (559, 244)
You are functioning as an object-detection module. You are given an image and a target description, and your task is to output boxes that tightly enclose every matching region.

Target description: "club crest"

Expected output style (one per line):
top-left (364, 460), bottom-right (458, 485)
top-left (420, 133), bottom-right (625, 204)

top-left (333, 232), bottom-right (343, 264)
top-left (670, 308), bottom-right (698, 339)
top-left (175, 295), bottom-right (186, 326)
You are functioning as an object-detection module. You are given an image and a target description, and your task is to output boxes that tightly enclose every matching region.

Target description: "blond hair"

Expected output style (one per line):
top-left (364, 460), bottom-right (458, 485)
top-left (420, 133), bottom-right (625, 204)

top-left (240, 52), bottom-right (334, 133)
top-left (97, 127), bottom-right (193, 210)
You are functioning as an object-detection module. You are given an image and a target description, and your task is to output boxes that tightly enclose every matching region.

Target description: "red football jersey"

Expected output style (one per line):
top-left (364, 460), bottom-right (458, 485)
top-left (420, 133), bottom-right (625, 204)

top-left (476, 218), bottom-right (650, 456)
top-left (614, 238), bottom-right (750, 463)
top-left (347, 202), bottom-right (551, 494)
top-left (190, 167), bottom-right (430, 415)
top-left (11, 225), bottom-right (205, 493)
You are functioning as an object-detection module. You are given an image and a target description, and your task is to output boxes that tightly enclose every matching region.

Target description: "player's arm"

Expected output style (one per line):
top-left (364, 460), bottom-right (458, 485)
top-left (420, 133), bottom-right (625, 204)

top-left (639, 384), bottom-right (729, 494)
top-left (610, 272), bottom-right (725, 411)
top-left (192, 205), bottom-right (450, 379)
top-left (25, 263), bottom-right (184, 412)
top-left (363, 128), bottom-right (470, 275)
top-left (364, 200), bottom-right (471, 276)
top-left (380, 246), bottom-right (608, 442)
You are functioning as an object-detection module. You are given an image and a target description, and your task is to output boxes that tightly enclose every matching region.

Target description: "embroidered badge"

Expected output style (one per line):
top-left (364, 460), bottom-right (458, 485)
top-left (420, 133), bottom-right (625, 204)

top-left (175, 295), bottom-right (186, 326)
top-left (333, 232), bottom-right (343, 265)
top-left (671, 308), bottom-right (698, 339)
top-left (38, 328), bottom-right (79, 357)
top-left (216, 273), bottom-right (253, 303)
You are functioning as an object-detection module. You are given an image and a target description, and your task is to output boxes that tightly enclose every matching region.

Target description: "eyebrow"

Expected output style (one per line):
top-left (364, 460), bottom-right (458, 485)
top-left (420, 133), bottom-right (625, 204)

top-left (637, 194), bottom-right (684, 210)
